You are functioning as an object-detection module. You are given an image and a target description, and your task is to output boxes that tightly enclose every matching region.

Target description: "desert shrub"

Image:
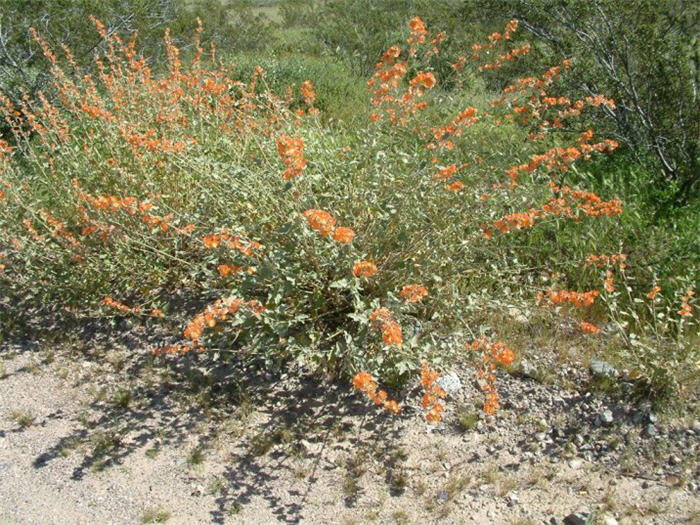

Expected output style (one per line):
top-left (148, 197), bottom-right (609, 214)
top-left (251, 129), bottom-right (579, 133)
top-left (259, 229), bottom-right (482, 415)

top-left (0, 17), bottom-right (696, 416)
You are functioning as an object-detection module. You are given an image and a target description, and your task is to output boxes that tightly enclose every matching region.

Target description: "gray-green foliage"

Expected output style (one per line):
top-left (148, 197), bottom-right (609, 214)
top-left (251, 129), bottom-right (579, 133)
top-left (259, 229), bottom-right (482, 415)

top-left (462, 0), bottom-right (700, 206)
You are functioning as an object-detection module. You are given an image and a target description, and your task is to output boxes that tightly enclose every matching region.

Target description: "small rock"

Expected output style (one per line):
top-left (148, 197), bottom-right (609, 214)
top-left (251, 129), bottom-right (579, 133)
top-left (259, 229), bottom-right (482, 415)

top-left (590, 360), bottom-right (617, 379)
top-left (599, 410), bottom-right (614, 426)
top-left (508, 307), bottom-right (528, 324)
top-left (668, 455), bottom-right (681, 466)
top-left (191, 484), bottom-right (205, 496)
top-left (563, 513), bottom-right (589, 525)
top-left (600, 515), bottom-right (619, 525)
top-left (506, 492), bottom-right (519, 506)
top-left (568, 459), bottom-right (583, 470)
top-left (641, 481), bottom-right (650, 489)
top-left (692, 420), bottom-right (700, 435)
top-left (647, 413), bottom-right (658, 424)
top-left (665, 475), bottom-right (681, 487)
top-left (643, 424), bottom-right (658, 438)
top-left (519, 360), bottom-right (539, 379)
top-left (435, 373), bottom-right (462, 394)
top-left (535, 432), bottom-right (547, 441)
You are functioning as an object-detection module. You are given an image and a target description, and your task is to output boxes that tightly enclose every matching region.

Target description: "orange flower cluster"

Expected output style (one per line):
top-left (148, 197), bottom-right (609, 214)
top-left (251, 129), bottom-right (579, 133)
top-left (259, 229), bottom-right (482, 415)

top-left (22, 219), bottom-right (44, 242)
top-left (352, 260), bottom-right (378, 278)
top-left (217, 264), bottom-right (244, 277)
top-left (482, 183), bottom-right (623, 239)
top-left (303, 209), bottom-right (336, 236)
top-left (421, 361), bottom-right (446, 422)
top-left (426, 107), bottom-right (479, 154)
top-left (300, 79), bottom-right (316, 106)
top-left (151, 344), bottom-right (193, 356)
top-left (478, 43), bottom-right (531, 72)
top-left (183, 297), bottom-right (264, 344)
top-left (202, 231), bottom-right (261, 255)
top-left (332, 226), bottom-right (356, 243)
top-left (408, 16), bottom-right (428, 45)
top-left (537, 288), bottom-right (600, 308)
top-left (303, 209), bottom-right (355, 243)
top-left (399, 284), bottom-right (429, 303)
top-left (276, 135), bottom-right (307, 180)
top-left (579, 320), bottom-right (601, 334)
top-left (678, 290), bottom-right (694, 317)
top-left (352, 371), bottom-right (401, 414)
top-left (468, 339), bottom-right (515, 414)
top-left (369, 308), bottom-right (403, 346)
top-left (102, 296), bottom-right (141, 314)
top-left (469, 20), bottom-right (520, 62)
top-left (368, 19), bottom-right (442, 124)
top-left (410, 72), bottom-right (436, 89)
top-left (39, 209), bottom-right (79, 248)
top-left (585, 253), bottom-right (627, 269)
top-left (0, 139), bottom-right (15, 164)
top-left (120, 126), bottom-right (188, 154)
top-left (501, 133), bottom-right (619, 188)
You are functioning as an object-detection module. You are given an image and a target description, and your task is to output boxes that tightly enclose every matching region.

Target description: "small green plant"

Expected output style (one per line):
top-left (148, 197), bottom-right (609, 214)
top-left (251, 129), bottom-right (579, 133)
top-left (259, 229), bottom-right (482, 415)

top-left (10, 409), bottom-right (35, 429)
top-left (186, 447), bottom-right (205, 467)
top-left (141, 506), bottom-right (171, 524)
top-left (456, 407), bottom-right (479, 432)
top-left (113, 389), bottom-right (133, 409)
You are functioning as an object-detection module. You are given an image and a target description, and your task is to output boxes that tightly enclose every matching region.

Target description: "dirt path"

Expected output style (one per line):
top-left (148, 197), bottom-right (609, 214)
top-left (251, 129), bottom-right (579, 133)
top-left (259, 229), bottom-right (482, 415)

top-left (0, 339), bottom-right (698, 524)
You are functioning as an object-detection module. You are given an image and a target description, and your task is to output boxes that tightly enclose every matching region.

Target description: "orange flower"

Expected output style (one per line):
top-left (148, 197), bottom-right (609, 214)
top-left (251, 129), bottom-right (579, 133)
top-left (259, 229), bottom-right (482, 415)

top-left (332, 226), bottom-right (356, 244)
top-left (445, 181), bottom-right (464, 192)
top-left (646, 286), bottom-right (661, 299)
top-left (369, 308), bottom-right (403, 346)
top-left (421, 361), bottom-right (446, 423)
top-left (678, 290), bottom-right (694, 317)
top-left (579, 321), bottom-right (600, 334)
top-left (353, 260), bottom-right (378, 278)
top-left (218, 264), bottom-right (243, 277)
top-left (410, 71), bottom-right (436, 89)
top-left (399, 284), bottom-right (429, 303)
top-left (604, 270), bottom-right (615, 293)
top-left (303, 209), bottom-right (336, 236)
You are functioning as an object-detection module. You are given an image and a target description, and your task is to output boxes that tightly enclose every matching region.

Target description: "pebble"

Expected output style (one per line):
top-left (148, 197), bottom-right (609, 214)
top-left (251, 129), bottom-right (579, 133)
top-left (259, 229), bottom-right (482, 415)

top-left (693, 420), bottom-right (700, 435)
top-left (435, 373), bottom-right (462, 394)
top-left (644, 424), bottom-right (658, 438)
top-left (600, 515), bottom-right (619, 525)
top-left (568, 459), bottom-right (583, 470)
top-left (519, 361), bottom-right (538, 380)
top-left (590, 360), bottom-right (617, 379)
top-left (563, 512), bottom-right (589, 525)
top-left (600, 410), bottom-right (614, 426)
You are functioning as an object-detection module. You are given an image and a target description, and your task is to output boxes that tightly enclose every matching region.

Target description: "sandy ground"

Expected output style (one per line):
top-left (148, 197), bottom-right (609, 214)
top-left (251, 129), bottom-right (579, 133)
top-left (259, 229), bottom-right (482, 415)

top-left (0, 339), bottom-right (698, 525)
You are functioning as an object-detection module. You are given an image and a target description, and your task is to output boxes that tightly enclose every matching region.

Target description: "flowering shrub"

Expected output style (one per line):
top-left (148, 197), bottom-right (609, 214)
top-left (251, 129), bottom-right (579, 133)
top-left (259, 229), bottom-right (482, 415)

top-left (0, 16), bottom-right (696, 417)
